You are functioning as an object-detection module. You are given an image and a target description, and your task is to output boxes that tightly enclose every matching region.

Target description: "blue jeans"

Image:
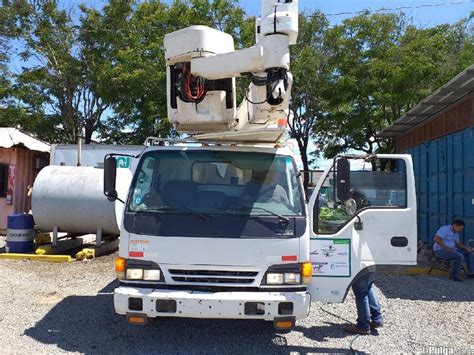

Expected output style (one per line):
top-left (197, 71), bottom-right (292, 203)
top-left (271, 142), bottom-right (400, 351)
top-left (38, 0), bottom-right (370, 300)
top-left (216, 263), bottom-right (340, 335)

top-left (351, 272), bottom-right (383, 331)
top-left (434, 249), bottom-right (474, 278)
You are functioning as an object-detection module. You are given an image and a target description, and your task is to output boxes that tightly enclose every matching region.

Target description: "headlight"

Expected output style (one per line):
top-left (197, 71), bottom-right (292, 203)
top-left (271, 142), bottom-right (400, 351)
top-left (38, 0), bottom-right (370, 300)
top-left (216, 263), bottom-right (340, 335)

top-left (126, 268), bottom-right (144, 280)
top-left (265, 272), bottom-right (301, 285)
top-left (284, 273), bottom-right (301, 284)
top-left (125, 268), bottom-right (162, 281)
top-left (266, 273), bottom-right (284, 284)
top-left (117, 258), bottom-right (163, 282)
top-left (143, 269), bottom-right (161, 281)
top-left (263, 262), bottom-right (313, 286)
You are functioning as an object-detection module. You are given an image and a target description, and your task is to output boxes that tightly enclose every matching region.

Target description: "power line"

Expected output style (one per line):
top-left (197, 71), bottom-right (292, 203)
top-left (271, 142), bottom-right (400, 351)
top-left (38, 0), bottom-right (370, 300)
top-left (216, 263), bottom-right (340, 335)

top-left (314, 0), bottom-right (473, 17)
top-left (0, 0), bottom-right (472, 37)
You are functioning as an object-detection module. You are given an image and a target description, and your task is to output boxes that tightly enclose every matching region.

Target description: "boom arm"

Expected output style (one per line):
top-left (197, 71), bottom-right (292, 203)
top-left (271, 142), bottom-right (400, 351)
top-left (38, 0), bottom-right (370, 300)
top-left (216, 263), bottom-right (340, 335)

top-left (163, 0), bottom-right (299, 142)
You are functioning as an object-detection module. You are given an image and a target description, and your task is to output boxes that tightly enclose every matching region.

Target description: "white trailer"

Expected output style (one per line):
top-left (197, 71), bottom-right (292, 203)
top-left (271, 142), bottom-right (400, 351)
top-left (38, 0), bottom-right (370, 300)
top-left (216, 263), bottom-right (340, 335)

top-left (51, 144), bottom-right (143, 172)
top-left (102, 0), bottom-right (417, 329)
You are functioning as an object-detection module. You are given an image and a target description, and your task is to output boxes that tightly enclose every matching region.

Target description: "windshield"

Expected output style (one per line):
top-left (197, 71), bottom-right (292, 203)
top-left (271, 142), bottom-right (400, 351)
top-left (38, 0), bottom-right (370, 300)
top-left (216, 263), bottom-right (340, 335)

top-left (128, 150), bottom-right (304, 217)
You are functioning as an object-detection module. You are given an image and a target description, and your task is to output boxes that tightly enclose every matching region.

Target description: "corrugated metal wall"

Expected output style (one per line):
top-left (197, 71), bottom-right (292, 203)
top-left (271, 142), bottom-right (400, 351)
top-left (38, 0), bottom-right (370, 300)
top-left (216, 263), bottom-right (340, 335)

top-left (403, 126), bottom-right (474, 245)
top-left (396, 95), bottom-right (473, 150)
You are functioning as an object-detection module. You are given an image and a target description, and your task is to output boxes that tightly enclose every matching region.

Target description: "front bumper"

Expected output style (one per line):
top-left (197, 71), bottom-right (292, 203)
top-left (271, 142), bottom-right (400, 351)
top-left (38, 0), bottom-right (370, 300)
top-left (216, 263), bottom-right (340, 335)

top-left (114, 286), bottom-right (311, 321)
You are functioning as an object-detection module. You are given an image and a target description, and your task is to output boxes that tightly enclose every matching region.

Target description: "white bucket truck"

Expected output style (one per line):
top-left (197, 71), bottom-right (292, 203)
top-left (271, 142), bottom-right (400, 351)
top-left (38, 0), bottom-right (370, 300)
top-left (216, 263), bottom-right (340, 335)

top-left (103, 0), bottom-right (417, 329)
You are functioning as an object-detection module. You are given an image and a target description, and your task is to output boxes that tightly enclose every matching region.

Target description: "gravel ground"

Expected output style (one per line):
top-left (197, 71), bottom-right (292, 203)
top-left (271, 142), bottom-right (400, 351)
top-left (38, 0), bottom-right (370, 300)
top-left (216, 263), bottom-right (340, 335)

top-left (0, 242), bottom-right (473, 354)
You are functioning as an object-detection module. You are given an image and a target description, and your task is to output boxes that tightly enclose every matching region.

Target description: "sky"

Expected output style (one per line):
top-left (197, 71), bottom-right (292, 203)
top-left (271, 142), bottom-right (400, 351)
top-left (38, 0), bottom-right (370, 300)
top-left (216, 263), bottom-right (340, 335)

top-left (63, 0), bottom-right (474, 27)
top-left (240, 0), bottom-right (473, 27)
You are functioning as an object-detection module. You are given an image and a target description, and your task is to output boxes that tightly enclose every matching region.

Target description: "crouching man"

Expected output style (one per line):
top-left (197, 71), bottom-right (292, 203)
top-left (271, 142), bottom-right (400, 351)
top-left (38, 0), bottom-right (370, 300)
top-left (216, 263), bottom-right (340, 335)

top-left (433, 219), bottom-right (474, 282)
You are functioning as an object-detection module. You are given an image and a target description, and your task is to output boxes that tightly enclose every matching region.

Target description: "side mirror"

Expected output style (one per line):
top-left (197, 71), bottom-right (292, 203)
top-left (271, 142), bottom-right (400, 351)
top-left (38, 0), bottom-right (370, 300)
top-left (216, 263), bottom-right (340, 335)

top-left (344, 198), bottom-right (357, 216)
top-left (104, 156), bottom-right (118, 201)
top-left (336, 158), bottom-right (350, 202)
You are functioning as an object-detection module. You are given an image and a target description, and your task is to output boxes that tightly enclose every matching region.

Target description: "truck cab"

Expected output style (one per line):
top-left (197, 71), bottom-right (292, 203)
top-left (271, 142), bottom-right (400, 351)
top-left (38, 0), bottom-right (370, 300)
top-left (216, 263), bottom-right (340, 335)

top-left (106, 142), bottom-right (312, 328)
top-left (104, 149), bottom-right (417, 328)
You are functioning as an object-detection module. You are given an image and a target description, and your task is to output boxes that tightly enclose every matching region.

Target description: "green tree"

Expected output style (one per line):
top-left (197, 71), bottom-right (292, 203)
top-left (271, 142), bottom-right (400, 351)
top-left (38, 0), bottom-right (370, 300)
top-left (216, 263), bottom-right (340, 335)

top-left (0, 1), bottom-right (31, 130)
top-left (1, 0), bottom-right (110, 143)
top-left (315, 13), bottom-right (474, 158)
top-left (288, 12), bottom-right (330, 191)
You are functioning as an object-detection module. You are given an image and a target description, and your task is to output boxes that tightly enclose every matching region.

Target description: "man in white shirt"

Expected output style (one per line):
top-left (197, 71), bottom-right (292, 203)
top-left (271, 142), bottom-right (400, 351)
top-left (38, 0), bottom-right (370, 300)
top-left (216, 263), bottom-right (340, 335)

top-left (433, 219), bottom-right (473, 282)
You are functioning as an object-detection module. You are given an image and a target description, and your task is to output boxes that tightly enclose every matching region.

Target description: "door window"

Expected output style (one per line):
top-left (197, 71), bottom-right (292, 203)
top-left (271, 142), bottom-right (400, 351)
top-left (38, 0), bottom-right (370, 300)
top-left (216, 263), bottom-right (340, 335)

top-left (315, 157), bottom-right (407, 234)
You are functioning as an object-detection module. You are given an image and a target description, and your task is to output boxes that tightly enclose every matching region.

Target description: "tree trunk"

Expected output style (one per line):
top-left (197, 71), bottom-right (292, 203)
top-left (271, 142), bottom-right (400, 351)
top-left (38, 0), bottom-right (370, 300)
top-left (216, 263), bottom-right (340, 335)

top-left (301, 154), bottom-right (310, 199)
top-left (84, 122), bottom-right (93, 144)
top-left (297, 139), bottom-right (310, 199)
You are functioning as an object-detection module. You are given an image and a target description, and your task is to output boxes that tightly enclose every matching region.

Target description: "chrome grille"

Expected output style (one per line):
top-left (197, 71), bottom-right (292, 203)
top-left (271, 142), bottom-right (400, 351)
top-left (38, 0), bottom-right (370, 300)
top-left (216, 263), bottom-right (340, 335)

top-left (168, 269), bottom-right (258, 284)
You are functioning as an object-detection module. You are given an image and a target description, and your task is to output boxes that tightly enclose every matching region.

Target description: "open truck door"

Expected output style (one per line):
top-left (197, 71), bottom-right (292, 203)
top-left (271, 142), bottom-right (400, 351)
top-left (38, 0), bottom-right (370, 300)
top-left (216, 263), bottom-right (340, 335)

top-left (307, 154), bottom-right (417, 303)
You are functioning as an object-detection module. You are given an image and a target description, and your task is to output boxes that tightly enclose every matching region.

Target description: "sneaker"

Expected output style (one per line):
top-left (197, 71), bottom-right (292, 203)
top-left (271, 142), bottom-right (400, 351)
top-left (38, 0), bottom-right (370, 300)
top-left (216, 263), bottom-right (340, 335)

top-left (343, 324), bottom-right (370, 335)
top-left (452, 277), bottom-right (464, 282)
top-left (370, 321), bottom-right (383, 329)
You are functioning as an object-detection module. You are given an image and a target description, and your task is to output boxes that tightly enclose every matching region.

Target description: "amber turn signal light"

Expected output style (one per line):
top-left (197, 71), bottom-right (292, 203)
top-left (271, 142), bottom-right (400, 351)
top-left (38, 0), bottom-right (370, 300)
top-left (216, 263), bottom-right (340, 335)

top-left (301, 262), bottom-right (313, 284)
top-left (115, 257), bottom-right (126, 271)
top-left (115, 257), bottom-right (126, 279)
top-left (274, 317), bottom-right (295, 330)
top-left (127, 314), bottom-right (148, 325)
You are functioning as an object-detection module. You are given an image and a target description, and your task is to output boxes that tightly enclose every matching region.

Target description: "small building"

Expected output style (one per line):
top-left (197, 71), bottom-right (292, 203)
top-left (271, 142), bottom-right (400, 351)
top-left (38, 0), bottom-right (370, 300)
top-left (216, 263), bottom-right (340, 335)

top-left (0, 128), bottom-right (50, 232)
top-left (380, 65), bottom-right (474, 245)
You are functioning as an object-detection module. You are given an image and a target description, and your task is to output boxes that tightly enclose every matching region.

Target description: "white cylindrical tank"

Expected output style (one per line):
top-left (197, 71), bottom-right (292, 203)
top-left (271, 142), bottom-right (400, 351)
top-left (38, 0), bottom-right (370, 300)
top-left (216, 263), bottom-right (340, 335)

top-left (32, 166), bottom-right (132, 235)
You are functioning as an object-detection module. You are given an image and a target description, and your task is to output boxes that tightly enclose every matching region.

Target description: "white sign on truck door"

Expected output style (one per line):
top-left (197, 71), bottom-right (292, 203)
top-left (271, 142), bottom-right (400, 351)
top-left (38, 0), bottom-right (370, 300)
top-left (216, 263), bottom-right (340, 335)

top-left (311, 238), bottom-right (351, 277)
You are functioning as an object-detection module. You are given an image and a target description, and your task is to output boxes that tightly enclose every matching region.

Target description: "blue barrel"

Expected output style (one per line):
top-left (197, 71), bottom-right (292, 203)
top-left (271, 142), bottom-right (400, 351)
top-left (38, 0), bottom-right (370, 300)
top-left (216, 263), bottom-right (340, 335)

top-left (6, 214), bottom-right (35, 253)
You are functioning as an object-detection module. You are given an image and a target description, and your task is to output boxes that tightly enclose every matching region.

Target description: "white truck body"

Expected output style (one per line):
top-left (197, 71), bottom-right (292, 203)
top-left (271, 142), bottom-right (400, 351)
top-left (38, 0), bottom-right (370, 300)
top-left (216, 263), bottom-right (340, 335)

top-left (104, 0), bottom-right (417, 328)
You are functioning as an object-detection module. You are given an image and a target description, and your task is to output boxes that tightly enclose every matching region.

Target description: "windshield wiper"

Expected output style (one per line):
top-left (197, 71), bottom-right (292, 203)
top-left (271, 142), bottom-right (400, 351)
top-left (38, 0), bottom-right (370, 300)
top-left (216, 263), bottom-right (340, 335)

top-left (135, 206), bottom-right (209, 221)
top-left (227, 204), bottom-right (289, 223)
